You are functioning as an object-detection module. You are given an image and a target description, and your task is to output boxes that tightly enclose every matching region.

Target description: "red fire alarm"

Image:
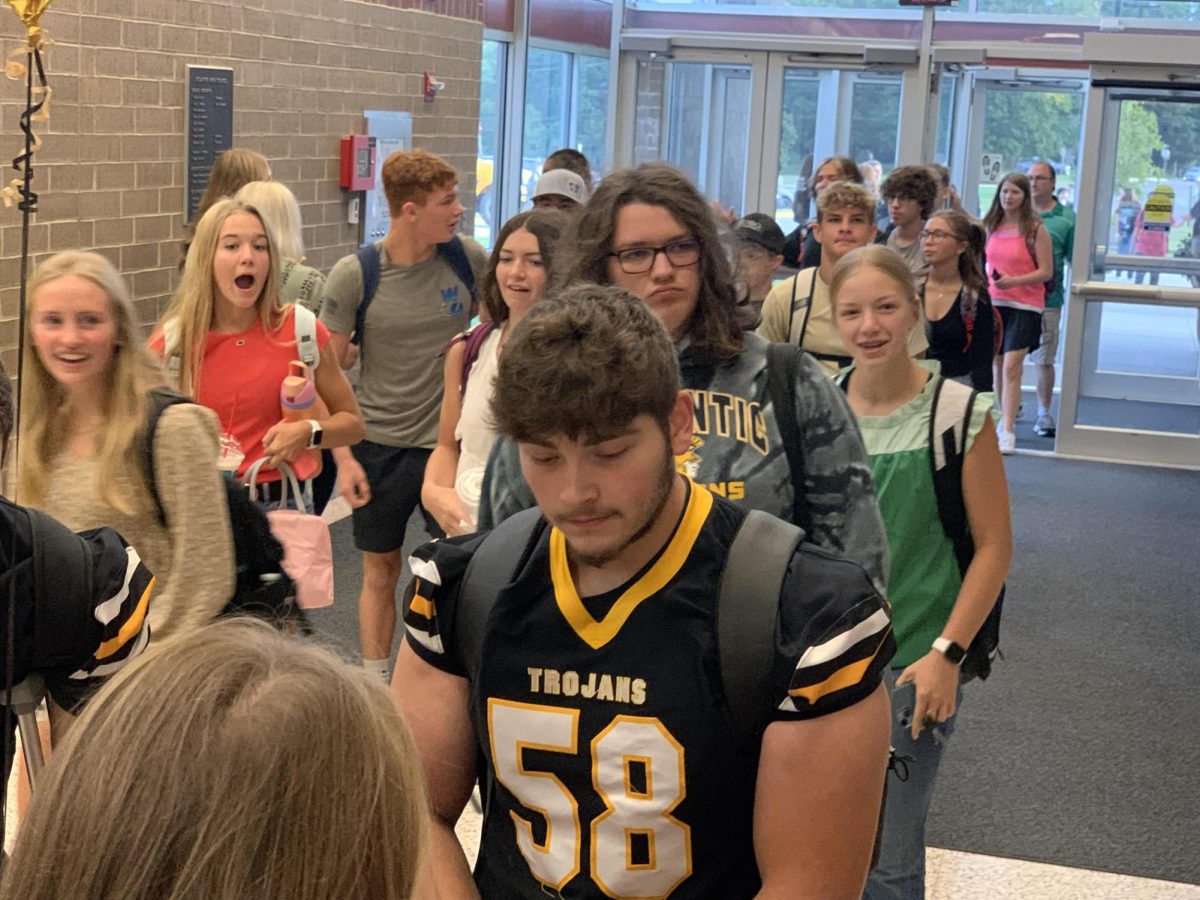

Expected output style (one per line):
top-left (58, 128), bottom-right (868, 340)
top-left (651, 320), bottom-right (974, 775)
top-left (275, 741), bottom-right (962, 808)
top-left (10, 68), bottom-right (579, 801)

top-left (423, 71), bottom-right (445, 102)
top-left (339, 135), bottom-right (377, 191)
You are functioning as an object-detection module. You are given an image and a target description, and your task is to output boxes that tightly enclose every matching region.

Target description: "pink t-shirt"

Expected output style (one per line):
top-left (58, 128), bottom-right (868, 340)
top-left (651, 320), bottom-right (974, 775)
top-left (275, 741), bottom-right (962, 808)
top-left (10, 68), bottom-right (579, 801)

top-left (150, 306), bottom-right (330, 483)
top-left (985, 226), bottom-right (1045, 313)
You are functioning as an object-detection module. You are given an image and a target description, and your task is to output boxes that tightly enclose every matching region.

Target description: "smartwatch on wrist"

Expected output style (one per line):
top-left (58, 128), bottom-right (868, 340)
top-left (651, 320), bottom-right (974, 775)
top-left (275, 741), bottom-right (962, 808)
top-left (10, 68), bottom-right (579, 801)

top-left (932, 637), bottom-right (966, 665)
top-left (305, 419), bottom-right (323, 449)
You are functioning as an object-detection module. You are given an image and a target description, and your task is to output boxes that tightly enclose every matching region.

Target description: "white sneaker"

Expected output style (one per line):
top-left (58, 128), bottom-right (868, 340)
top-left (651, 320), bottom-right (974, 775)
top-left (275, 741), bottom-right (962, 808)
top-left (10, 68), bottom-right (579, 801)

top-left (998, 430), bottom-right (1016, 455)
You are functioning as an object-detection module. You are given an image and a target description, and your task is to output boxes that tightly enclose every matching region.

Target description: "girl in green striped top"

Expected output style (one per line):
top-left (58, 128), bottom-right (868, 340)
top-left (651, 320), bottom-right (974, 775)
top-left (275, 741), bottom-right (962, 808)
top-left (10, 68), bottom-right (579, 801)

top-left (831, 245), bottom-right (1012, 900)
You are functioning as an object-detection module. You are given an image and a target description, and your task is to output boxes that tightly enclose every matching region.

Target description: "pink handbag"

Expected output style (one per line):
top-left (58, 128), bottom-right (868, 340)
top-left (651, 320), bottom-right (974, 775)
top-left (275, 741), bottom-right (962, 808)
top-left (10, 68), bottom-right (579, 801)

top-left (245, 459), bottom-right (334, 609)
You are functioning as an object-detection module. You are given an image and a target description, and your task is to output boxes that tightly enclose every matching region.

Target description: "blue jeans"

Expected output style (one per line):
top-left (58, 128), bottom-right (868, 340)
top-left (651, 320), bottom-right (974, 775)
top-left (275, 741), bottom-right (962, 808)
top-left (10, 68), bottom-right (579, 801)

top-left (863, 676), bottom-right (962, 900)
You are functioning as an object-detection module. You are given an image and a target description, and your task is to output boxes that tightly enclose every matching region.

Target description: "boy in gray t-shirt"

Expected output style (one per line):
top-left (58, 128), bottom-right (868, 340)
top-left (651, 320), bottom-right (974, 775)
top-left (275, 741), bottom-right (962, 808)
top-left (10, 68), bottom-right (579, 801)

top-left (320, 149), bottom-right (487, 683)
top-left (880, 164), bottom-right (940, 281)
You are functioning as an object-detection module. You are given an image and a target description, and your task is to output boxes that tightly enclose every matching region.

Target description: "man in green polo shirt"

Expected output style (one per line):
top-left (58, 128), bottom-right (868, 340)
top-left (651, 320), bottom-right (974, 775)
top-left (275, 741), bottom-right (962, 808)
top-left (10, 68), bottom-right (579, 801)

top-left (1027, 161), bottom-right (1075, 437)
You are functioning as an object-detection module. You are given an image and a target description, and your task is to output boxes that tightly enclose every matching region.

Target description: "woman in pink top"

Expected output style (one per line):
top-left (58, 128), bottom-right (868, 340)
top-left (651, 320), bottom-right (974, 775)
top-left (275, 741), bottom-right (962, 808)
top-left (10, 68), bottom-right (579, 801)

top-left (154, 198), bottom-right (364, 506)
top-left (983, 173), bottom-right (1053, 454)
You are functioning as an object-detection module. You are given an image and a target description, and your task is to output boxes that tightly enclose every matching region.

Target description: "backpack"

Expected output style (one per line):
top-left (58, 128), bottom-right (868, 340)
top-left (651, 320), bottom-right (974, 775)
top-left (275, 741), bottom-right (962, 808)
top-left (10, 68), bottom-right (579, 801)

top-left (139, 390), bottom-right (309, 632)
top-left (957, 286), bottom-right (1004, 359)
top-left (1022, 221), bottom-right (1057, 300)
top-left (764, 342), bottom-right (811, 534)
top-left (839, 371), bottom-right (1003, 682)
top-left (926, 376), bottom-right (1004, 682)
top-left (452, 320), bottom-right (497, 401)
top-left (351, 237), bottom-right (477, 347)
top-left (454, 507), bottom-right (804, 741)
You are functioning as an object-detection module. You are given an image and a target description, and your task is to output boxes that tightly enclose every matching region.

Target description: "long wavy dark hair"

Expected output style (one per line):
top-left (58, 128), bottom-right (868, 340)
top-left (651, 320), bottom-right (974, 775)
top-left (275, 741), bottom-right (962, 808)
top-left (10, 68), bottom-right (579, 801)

top-left (563, 163), bottom-right (743, 363)
top-left (480, 208), bottom-right (571, 324)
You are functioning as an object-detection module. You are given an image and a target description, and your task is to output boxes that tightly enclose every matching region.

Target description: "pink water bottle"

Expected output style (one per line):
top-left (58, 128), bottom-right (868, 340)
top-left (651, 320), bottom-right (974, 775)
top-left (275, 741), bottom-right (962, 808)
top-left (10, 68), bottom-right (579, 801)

top-left (280, 361), bottom-right (317, 421)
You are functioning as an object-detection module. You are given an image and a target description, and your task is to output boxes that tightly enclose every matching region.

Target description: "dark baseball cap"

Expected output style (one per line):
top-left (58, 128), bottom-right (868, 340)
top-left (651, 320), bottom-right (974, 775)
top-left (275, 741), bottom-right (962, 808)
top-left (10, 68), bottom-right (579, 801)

top-left (732, 213), bottom-right (786, 255)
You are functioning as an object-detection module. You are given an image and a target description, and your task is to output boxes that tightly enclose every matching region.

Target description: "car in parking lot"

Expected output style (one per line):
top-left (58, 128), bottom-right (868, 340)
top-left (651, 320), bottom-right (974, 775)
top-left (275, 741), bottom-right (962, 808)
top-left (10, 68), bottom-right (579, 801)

top-left (1182, 166), bottom-right (1200, 182)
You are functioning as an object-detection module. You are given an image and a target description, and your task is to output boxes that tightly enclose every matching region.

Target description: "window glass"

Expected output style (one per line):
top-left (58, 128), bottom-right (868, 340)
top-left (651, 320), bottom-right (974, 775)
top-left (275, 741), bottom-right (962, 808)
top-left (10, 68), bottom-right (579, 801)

top-left (975, 87), bottom-right (1083, 214)
top-left (574, 54), bottom-right (610, 179)
top-left (475, 39), bottom-right (505, 247)
top-left (652, 62), bottom-right (752, 212)
top-left (523, 48), bottom-right (572, 208)
top-left (775, 69), bottom-right (820, 235)
top-left (934, 73), bottom-right (958, 167)
top-left (848, 75), bottom-right (902, 176)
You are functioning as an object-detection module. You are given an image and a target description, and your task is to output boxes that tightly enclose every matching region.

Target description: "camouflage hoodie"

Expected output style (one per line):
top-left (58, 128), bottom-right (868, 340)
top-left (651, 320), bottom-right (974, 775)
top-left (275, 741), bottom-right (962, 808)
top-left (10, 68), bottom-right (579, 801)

top-left (477, 331), bottom-right (889, 592)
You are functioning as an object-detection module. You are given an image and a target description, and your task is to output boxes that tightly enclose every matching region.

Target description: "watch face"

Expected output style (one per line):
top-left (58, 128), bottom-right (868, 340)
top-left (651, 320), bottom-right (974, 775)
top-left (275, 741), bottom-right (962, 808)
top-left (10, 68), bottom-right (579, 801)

top-left (944, 642), bottom-right (966, 663)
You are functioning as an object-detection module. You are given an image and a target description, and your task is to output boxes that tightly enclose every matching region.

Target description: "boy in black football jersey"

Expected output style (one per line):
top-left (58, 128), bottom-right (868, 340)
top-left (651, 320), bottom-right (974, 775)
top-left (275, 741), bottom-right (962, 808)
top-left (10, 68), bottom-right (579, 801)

top-left (393, 285), bottom-right (895, 899)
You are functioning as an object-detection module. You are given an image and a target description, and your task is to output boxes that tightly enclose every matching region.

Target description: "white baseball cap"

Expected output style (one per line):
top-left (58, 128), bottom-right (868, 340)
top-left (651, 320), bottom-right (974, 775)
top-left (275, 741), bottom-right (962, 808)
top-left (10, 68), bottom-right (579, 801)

top-left (532, 169), bottom-right (588, 205)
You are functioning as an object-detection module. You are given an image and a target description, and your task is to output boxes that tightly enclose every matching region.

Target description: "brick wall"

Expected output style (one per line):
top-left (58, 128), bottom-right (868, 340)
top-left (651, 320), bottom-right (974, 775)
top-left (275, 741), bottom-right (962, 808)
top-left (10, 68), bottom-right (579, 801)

top-left (0, 0), bottom-right (484, 375)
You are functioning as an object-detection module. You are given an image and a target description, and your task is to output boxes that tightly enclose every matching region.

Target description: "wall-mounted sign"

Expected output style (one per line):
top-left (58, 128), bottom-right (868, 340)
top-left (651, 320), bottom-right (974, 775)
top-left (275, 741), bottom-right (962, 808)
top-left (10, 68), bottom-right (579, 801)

top-left (185, 65), bottom-right (234, 223)
top-left (981, 153), bottom-right (1003, 184)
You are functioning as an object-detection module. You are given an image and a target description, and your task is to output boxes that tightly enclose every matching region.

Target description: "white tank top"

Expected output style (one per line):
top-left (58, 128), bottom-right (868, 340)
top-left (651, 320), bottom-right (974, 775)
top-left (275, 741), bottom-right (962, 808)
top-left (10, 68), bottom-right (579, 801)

top-left (453, 326), bottom-right (504, 517)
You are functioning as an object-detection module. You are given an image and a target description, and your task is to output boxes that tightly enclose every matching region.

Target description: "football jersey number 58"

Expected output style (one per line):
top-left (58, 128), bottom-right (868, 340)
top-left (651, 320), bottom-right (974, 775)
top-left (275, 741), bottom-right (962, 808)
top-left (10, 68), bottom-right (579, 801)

top-left (487, 699), bottom-right (693, 899)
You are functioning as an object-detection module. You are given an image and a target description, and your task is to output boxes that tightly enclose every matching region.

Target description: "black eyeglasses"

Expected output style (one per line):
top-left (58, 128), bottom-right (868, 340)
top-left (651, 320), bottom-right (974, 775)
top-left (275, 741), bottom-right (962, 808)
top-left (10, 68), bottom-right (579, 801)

top-left (609, 239), bottom-right (702, 274)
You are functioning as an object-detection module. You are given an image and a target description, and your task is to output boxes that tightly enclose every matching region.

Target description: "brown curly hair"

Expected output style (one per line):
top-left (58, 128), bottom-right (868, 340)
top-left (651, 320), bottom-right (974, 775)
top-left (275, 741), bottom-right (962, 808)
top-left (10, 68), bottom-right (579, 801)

top-left (881, 165), bottom-right (940, 220)
top-left (491, 283), bottom-right (681, 444)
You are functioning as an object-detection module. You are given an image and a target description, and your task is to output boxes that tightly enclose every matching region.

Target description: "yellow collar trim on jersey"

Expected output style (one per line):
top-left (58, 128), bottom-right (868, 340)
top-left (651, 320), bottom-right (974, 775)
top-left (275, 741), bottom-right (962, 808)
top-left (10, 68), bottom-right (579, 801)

top-left (549, 480), bottom-right (713, 650)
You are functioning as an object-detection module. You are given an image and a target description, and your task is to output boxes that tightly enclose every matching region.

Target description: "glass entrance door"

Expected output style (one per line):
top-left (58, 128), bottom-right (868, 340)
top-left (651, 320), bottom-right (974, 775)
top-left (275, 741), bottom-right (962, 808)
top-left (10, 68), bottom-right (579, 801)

top-left (758, 60), bottom-right (905, 238)
top-left (1058, 80), bottom-right (1200, 469)
top-left (960, 75), bottom-right (1086, 219)
top-left (628, 52), bottom-right (910, 233)
top-left (631, 51), bottom-right (767, 214)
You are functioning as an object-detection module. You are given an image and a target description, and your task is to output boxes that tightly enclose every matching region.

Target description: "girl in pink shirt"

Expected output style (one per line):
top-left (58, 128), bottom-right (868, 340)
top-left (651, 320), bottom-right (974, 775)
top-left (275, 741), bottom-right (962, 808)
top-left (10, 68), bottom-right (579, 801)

top-left (983, 173), bottom-right (1053, 453)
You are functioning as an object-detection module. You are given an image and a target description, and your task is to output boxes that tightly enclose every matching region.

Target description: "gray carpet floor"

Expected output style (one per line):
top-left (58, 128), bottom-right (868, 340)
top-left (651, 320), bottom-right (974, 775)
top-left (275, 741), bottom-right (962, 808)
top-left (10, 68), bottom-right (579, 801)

top-left (306, 454), bottom-right (1200, 885)
top-left (928, 455), bottom-right (1200, 885)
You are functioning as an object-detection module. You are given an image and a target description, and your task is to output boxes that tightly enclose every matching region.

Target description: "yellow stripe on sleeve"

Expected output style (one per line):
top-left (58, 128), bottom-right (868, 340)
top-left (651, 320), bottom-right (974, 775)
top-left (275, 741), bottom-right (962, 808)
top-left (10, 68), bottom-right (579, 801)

top-left (788, 629), bottom-right (891, 705)
top-left (96, 577), bottom-right (154, 660)
top-left (409, 592), bottom-right (435, 619)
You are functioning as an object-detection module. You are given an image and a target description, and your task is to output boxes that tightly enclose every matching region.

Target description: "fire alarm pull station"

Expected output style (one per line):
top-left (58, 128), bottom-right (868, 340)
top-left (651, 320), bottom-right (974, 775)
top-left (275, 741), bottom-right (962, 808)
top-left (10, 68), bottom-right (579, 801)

top-left (340, 135), bottom-right (377, 191)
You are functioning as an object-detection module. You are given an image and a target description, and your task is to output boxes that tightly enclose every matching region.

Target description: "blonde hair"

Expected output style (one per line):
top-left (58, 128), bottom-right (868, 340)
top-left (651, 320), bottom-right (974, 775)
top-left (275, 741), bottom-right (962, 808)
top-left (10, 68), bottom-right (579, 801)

top-left (163, 198), bottom-right (283, 396)
top-left (236, 180), bottom-right (305, 261)
top-left (18, 251), bottom-right (165, 512)
top-left (0, 619), bottom-right (428, 900)
top-left (828, 244), bottom-right (919, 314)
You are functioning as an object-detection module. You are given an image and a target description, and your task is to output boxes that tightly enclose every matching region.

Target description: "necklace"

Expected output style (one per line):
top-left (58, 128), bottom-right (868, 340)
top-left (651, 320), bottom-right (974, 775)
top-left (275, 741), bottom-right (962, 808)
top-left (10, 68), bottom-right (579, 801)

top-left (924, 277), bottom-right (962, 305)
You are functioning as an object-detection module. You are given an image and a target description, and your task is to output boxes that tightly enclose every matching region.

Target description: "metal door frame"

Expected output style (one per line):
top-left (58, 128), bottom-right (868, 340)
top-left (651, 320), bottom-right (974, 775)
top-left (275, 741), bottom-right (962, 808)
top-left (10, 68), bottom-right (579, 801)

top-left (1057, 70), bottom-right (1200, 470)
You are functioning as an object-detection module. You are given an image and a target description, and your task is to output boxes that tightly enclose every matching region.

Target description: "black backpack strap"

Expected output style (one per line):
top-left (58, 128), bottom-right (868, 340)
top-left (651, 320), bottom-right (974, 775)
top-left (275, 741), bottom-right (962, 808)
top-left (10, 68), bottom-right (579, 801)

top-left (927, 376), bottom-right (977, 572)
top-left (718, 510), bottom-right (804, 738)
top-left (351, 242), bottom-right (382, 347)
top-left (785, 268), bottom-right (817, 346)
top-left (455, 507), bottom-right (543, 684)
top-left (438, 235), bottom-right (477, 305)
top-left (926, 377), bottom-right (1003, 681)
top-left (139, 389), bottom-right (191, 527)
top-left (765, 342), bottom-right (808, 531)
top-left (26, 508), bottom-right (95, 670)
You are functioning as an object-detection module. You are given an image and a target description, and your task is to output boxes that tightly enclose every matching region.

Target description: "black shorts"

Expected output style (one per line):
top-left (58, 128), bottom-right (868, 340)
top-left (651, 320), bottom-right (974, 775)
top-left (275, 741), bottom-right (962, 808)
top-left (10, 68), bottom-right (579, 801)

top-left (998, 306), bottom-right (1042, 355)
top-left (349, 441), bottom-right (440, 554)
